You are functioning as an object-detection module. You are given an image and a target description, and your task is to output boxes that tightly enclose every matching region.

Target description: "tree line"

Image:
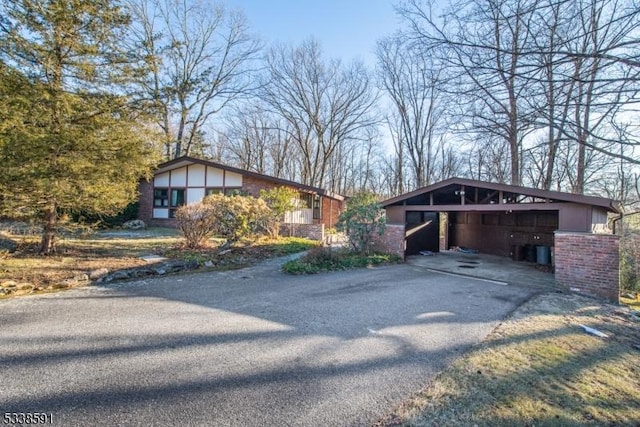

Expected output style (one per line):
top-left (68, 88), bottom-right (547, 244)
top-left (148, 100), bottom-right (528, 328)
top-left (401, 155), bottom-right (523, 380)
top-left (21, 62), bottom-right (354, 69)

top-left (0, 0), bottom-right (638, 253)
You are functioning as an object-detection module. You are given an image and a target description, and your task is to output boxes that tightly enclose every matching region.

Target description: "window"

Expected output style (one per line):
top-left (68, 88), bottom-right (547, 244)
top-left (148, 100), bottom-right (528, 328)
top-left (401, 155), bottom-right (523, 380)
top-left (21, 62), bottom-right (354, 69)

top-left (312, 195), bottom-right (322, 220)
top-left (169, 188), bottom-right (185, 218)
top-left (154, 188), bottom-right (169, 207)
top-left (206, 188), bottom-right (223, 196)
top-left (224, 188), bottom-right (245, 196)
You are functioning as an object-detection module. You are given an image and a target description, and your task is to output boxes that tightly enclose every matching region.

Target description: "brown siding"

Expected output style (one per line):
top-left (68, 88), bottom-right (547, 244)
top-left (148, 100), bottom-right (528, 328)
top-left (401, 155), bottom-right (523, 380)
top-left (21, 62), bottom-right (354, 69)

top-left (450, 211), bottom-right (557, 257)
top-left (558, 204), bottom-right (591, 232)
top-left (385, 206), bottom-right (405, 224)
top-left (554, 232), bottom-right (619, 301)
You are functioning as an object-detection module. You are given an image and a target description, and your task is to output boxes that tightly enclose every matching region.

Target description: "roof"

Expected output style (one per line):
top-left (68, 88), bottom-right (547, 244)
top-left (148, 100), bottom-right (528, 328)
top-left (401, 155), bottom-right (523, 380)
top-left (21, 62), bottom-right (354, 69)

top-left (154, 156), bottom-right (345, 201)
top-left (381, 177), bottom-right (620, 213)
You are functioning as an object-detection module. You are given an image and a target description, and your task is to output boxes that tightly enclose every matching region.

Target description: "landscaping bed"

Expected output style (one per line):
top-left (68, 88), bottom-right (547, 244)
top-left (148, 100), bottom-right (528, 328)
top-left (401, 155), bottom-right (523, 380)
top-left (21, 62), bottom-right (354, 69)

top-left (375, 292), bottom-right (640, 426)
top-left (0, 227), bottom-right (319, 298)
top-left (282, 247), bottom-right (402, 274)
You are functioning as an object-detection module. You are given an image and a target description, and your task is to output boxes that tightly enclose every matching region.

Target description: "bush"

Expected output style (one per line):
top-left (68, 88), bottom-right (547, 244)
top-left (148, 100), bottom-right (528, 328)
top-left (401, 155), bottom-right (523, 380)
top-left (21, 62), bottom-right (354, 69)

top-left (259, 186), bottom-right (300, 237)
top-left (620, 231), bottom-right (640, 292)
top-left (70, 201), bottom-right (139, 228)
top-left (175, 203), bottom-right (217, 249)
top-left (203, 194), bottom-right (274, 244)
top-left (282, 247), bottom-right (401, 274)
top-left (337, 192), bottom-right (386, 254)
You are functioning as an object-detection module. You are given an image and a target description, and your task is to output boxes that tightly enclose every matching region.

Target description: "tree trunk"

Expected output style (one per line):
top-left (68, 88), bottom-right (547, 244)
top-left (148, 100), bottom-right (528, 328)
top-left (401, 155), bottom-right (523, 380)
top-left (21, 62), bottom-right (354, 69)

top-left (39, 203), bottom-right (57, 255)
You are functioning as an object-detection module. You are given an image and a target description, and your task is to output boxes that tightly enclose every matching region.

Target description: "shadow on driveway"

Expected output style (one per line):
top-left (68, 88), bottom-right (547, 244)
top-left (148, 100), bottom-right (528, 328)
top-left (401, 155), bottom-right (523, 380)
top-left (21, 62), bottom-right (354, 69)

top-left (0, 257), bottom-right (541, 426)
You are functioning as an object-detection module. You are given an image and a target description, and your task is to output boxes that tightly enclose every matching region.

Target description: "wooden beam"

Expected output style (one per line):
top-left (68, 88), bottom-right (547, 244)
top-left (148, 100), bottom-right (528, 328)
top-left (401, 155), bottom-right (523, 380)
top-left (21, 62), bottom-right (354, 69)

top-left (391, 203), bottom-right (566, 212)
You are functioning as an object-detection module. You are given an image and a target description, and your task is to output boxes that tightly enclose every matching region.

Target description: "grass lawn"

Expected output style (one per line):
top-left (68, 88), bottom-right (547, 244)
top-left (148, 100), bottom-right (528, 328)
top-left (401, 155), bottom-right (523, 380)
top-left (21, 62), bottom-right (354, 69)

top-left (375, 292), bottom-right (640, 426)
top-left (0, 227), bottom-right (319, 298)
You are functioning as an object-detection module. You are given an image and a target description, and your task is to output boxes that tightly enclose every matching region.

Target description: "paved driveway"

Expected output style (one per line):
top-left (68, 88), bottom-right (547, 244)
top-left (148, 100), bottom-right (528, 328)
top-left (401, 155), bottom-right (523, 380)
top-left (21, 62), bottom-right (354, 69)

top-left (0, 258), bottom-right (537, 426)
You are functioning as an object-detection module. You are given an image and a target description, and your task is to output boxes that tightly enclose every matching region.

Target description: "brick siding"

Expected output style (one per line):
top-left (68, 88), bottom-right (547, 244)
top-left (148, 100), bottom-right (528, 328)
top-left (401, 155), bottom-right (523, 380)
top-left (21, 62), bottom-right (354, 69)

top-left (554, 231), bottom-right (620, 301)
top-left (137, 180), bottom-right (153, 224)
top-left (321, 198), bottom-right (343, 229)
top-left (241, 175), bottom-right (279, 197)
top-left (280, 223), bottom-right (324, 241)
top-left (372, 224), bottom-right (406, 258)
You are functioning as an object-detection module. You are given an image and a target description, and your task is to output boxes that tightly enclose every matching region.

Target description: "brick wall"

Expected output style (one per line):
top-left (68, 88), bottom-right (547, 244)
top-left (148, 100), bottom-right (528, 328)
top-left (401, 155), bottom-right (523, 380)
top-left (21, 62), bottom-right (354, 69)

top-left (554, 231), bottom-right (620, 301)
top-left (241, 175), bottom-right (279, 197)
top-left (280, 223), bottom-right (324, 241)
top-left (321, 198), bottom-right (343, 229)
top-left (372, 224), bottom-right (406, 258)
top-left (138, 180), bottom-right (153, 224)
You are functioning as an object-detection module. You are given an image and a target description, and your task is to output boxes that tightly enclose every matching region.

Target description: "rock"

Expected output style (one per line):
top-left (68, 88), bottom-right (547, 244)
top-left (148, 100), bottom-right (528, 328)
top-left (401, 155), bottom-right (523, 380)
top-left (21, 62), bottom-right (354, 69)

top-left (17, 282), bottom-right (34, 291)
top-left (122, 219), bottom-right (146, 230)
top-left (0, 237), bottom-right (18, 253)
top-left (89, 268), bottom-right (109, 280)
top-left (74, 273), bottom-right (90, 282)
top-left (204, 260), bottom-right (214, 267)
top-left (1, 280), bottom-right (17, 288)
top-left (111, 270), bottom-right (132, 280)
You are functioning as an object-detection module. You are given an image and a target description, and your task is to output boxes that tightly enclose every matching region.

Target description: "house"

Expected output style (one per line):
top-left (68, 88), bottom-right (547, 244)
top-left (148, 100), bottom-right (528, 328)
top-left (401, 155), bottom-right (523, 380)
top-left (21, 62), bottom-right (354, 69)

top-left (138, 156), bottom-right (345, 240)
top-left (376, 178), bottom-right (621, 300)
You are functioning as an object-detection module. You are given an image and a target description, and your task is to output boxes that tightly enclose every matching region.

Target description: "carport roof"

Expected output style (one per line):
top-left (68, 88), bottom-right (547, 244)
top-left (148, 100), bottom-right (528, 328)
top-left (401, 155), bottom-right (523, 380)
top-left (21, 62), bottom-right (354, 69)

top-left (381, 178), bottom-right (620, 213)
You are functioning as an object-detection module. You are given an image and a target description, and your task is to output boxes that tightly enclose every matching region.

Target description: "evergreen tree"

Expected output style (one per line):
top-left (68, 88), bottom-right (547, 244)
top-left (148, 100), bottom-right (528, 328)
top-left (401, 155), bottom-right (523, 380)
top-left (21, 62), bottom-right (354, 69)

top-left (0, 0), bottom-right (156, 253)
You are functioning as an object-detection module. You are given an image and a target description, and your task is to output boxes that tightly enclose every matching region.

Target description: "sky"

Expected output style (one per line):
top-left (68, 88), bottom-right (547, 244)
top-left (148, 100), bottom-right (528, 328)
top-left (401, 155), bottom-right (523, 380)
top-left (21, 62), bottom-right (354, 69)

top-left (225, 0), bottom-right (402, 65)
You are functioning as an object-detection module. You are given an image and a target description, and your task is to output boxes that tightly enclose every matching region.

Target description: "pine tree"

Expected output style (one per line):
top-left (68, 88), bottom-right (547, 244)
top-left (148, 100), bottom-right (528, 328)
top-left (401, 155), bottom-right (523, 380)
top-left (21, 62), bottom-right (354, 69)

top-left (0, 0), bottom-right (157, 254)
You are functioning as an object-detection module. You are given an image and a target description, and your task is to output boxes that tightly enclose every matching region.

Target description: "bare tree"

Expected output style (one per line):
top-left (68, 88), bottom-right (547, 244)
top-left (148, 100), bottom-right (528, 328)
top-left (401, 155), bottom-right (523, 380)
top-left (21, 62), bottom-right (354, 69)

top-left (219, 103), bottom-right (296, 178)
top-left (377, 34), bottom-right (446, 188)
top-left (129, 0), bottom-right (261, 159)
top-left (262, 39), bottom-right (379, 190)
top-left (398, 0), bottom-right (537, 185)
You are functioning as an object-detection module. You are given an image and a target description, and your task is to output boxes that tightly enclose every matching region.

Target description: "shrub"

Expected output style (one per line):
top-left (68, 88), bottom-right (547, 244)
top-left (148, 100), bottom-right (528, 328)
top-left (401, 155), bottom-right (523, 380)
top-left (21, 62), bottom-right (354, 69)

top-left (175, 203), bottom-right (217, 249)
top-left (337, 192), bottom-right (386, 254)
top-left (282, 247), bottom-right (401, 274)
top-left (260, 186), bottom-right (300, 237)
top-left (203, 194), bottom-right (273, 244)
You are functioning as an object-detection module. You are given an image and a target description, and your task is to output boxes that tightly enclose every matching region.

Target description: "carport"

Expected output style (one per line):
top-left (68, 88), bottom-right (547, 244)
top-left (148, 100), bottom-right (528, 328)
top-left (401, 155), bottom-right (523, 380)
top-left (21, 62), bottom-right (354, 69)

top-left (380, 178), bottom-right (622, 300)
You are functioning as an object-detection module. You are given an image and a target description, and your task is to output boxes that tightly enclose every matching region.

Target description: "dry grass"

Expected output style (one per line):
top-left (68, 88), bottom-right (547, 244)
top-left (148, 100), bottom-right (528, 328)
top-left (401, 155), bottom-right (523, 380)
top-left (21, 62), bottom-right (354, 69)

top-left (0, 228), bottom-right (318, 298)
top-left (376, 292), bottom-right (640, 427)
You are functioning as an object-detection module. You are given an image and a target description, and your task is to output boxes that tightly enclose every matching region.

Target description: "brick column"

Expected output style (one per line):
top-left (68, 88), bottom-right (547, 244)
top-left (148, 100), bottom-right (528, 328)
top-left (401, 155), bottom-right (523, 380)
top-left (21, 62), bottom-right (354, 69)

top-left (137, 180), bottom-right (153, 224)
top-left (372, 224), bottom-right (406, 259)
top-left (554, 232), bottom-right (620, 301)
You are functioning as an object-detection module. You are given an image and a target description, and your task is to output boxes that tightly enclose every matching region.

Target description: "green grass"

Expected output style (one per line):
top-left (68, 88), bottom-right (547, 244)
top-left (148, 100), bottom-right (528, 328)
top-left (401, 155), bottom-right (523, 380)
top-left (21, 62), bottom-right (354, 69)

top-left (282, 247), bottom-right (401, 274)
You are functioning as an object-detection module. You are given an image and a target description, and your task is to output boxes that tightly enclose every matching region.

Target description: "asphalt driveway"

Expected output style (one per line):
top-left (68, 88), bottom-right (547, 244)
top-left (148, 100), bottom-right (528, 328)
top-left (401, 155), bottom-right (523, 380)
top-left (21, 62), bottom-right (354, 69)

top-left (0, 258), bottom-right (538, 426)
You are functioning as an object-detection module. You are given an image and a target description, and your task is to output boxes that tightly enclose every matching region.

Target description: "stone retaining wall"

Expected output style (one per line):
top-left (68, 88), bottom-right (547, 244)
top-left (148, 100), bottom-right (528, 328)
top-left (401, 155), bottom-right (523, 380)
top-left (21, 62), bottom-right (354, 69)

top-left (280, 223), bottom-right (324, 241)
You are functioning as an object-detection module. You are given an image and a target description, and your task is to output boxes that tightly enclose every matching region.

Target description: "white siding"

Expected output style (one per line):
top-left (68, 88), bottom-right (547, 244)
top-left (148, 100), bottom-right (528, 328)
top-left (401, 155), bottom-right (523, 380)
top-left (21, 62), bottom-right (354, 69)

top-left (284, 208), bottom-right (313, 224)
top-left (171, 167), bottom-right (187, 187)
top-left (225, 171), bottom-right (243, 187)
top-left (153, 208), bottom-right (169, 219)
top-left (206, 167), bottom-right (224, 186)
top-left (187, 188), bottom-right (205, 204)
top-left (187, 164), bottom-right (206, 187)
top-left (154, 172), bottom-right (170, 187)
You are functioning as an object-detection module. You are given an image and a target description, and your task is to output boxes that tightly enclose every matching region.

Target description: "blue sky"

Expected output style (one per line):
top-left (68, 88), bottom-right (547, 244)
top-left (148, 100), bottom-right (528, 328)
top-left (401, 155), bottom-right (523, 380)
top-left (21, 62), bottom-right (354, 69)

top-left (226, 0), bottom-right (402, 65)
